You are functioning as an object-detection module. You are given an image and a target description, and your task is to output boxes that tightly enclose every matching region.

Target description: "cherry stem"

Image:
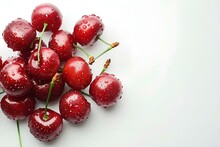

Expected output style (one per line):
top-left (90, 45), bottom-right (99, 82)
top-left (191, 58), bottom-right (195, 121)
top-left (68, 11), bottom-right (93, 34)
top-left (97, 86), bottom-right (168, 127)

top-left (73, 44), bottom-right (90, 58)
top-left (37, 23), bottom-right (48, 64)
top-left (17, 120), bottom-right (22, 147)
top-left (73, 44), bottom-right (95, 65)
top-left (30, 37), bottom-right (40, 48)
top-left (80, 91), bottom-right (90, 97)
top-left (43, 73), bottom-right (58, 120)
top-left (0, 91), bottom-right (4, 94)
top-left (100, 59), bottom-right (111, 75)
top-left (94, 42), bottom-right (119, 61)
top-left (98, 37), bottom-right (111, 46)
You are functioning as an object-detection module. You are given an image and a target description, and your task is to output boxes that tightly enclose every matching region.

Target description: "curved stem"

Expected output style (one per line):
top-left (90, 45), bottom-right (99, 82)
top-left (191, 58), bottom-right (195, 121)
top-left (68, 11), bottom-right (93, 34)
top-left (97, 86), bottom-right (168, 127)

top-left (0, 91), bottom-right (4, 94)
top-left (38, 23), bottom-right (48, 64)
top-left (17, 120), bottom-right (22, 147)
top-left (43, 73), bottom-right (58, 120)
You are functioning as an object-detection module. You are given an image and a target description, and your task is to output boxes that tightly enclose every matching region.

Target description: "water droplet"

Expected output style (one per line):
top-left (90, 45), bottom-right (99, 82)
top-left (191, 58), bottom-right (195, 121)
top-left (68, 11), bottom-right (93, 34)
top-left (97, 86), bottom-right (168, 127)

top-left (82, 25), bottom-right (87, 29)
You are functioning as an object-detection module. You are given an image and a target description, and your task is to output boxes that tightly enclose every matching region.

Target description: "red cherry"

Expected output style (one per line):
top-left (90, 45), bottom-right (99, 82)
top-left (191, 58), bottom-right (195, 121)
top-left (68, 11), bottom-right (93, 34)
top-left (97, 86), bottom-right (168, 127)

top-left (27, 47), bottom-right (60, 81)
top-left (62, 56), bottom-right (92, 90)
top-left (0, 63), bottom-right (32, 97)
top-left (18, 38), bottom-right (47, 63)
top-left (1, 94), bottom-right (36, 120)
top-left (2, 56), bottom-right (26, 69)
top-left (3, 18), bottom-right (36, 51)
top-left (32, 73), bottom-right (65, 102)
top-left (31, 3), bottom-right (62, 32)
top-left (49, 30), bottom-right (76, 61)
top-left (89, 73), bottom-right (122, 108)
top-left (28, 108), bottom-right (63, 142)
top-left (73, 14), bottom-right (104, 46)
top-left (59, 90), bottom-right (91, 124)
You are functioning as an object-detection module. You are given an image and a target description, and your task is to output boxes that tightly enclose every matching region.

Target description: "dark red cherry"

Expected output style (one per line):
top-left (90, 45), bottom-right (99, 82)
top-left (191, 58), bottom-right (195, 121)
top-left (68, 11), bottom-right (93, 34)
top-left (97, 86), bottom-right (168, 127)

top-left (1, 94), bottom-right (36, 120)
top-left (0, 63), bottom-right (32, 97)
top-left (27, 47), bottom-right (60, 81)
top-left (73, 14), bottom-right (104, 46)
top-left (2, 56), bottom-right (26, 69)
top-left (59, 90), bottom-right (91, 124)
top-left (28, 108), bottom-right (63, 142)
top-left (62, 56), bottom-right (92, 90)
top-left (89, 73), bottom-right (122, 108)
top-left (49, 30), bottom-right (76, 61)
top-left (31, 3), bottom-right (62, 32)
top-left (3, 18), bottom-right (36, 51)
top-left (32, 73), bottom-right (64, 102)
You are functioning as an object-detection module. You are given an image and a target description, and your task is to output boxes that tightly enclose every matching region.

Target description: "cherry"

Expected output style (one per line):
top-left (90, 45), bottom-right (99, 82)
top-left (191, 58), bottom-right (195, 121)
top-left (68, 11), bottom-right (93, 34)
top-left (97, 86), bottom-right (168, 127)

top-left (1, 93), bottom-right (36, 147)
top-left (62, 56), bottom-right (92, 90)
top-left (3, 18), bottom-right (36, 51)
top-left (49, 30), bottom-right (76, 62)
top-left (28, 108), bottom-right (63, 142)
top-left (1, 94), bottom-right (36, 120)
top-left (59, 90), bottom-right (91, 124)
top-left (2, 56), bottom-right (26, 69)
top-left (0, 63), bottom-right (32, 97)
top-left (28, 73), bottom-right (63, 142)
top-left (27, 47), bottom-right (60, 81)
top-left (31, 3), bottom-right (62, 32)
top-left (89, 72), bottom-right (122, 108)
top-left (18, 37), bottom-right (47, 63)
top-left (73, 14), bottom-right (104, 46)
top-left (32, 73), bottom-right (64, 102)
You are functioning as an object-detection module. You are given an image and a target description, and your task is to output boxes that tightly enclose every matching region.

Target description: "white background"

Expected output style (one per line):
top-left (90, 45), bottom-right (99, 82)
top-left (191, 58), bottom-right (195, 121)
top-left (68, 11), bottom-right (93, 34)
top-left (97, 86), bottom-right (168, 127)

top-left (0, 0), bottom-right (220, 147)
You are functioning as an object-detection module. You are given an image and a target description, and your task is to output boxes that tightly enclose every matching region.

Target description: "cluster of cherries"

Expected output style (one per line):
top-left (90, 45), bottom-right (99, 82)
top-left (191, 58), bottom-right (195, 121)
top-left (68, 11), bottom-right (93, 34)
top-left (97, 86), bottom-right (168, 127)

top-left (0, 3), bottom-right (122, 145)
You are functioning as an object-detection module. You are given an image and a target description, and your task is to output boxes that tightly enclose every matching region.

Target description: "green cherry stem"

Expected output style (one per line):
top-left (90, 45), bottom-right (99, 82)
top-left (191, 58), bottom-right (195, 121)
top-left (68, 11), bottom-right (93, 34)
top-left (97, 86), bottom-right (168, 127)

top-left (43, 73), bottom-right (58, 120)
top-left (73, 44), bottom-right (95, 65)
top-left (73, 44), bottom-right (90, 58)
top-left (0, 91), bottom-right (5, 94)
top-left (94, 42), bottom-right (119, 61)
top-left (37, 23), bottom-right (48, 64)
top-left (17, 120), bottom-right (22, 147)
top-left (98, 37), bottom-right (111, 46)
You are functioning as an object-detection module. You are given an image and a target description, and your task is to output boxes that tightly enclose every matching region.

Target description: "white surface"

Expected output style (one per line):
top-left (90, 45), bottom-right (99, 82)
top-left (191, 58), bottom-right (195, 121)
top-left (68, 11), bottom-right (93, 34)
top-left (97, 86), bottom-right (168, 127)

top-left (0, 0), bottom-right (220, 147)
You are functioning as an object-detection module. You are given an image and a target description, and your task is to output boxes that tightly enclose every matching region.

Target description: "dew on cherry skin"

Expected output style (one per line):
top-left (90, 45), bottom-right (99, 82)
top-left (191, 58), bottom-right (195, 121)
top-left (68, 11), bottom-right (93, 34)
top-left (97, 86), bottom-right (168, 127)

top-left (82, 25), bottom-right (87, 29)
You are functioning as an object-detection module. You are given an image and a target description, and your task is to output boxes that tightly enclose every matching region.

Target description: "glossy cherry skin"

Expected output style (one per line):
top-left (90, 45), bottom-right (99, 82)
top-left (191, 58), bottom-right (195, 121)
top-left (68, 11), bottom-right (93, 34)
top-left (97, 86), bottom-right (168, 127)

top-left (27, 47), bottom-right (60, 81)
top-left (32, 73), bottom-right (65, 102)
top-left (3, 18), bottom-right (36, 51)
top-left (28, 108), bottom-right (63, 142)
top-left (2, 56), bottom-right (26, 69)
top-left (59, 90), bottom-right (91, 124)
top-left (89, 73), bottom-right (122, 108)
top-left (73, 14), bottom-right (104, 46)
top-left (31, 3), bottom-right (62, 32)
top-left (62, 56), bottom-right (92, 90)
top-left (18, 37), bottom-right (47, 63)
top-left (1, 94), bottom-right (36, 120)
top-left (0, 63), bottom-right (32, 97)
top-left (49, 30), bottom-right (76, 62)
